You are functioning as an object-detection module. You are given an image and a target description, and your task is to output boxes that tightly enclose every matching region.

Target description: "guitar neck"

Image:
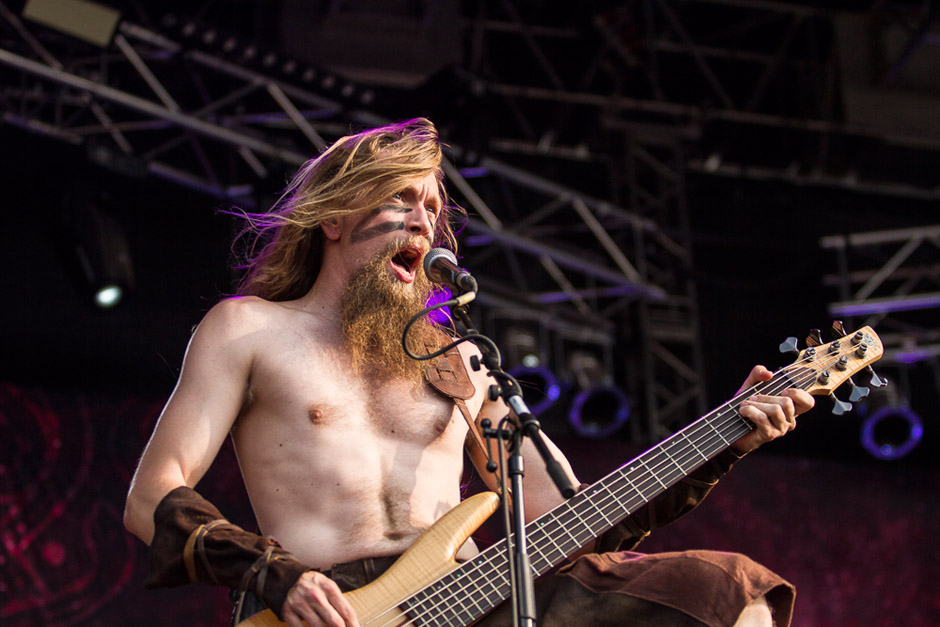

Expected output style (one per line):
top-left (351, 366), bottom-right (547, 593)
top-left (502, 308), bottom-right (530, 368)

top-left (397, 369), bottom-right (806, 625)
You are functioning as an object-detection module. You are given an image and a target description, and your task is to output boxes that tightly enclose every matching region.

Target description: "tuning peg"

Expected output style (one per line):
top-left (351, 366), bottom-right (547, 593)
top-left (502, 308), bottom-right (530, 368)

top-left (868, 368), bottom-right (888, 388)
top-left (779, 337), bottom-right (800, 354)
top-left (848, 384), bottom-right (870, 403)
top-left (830, 394), bottom-right (853, 416)
top-left (806, 329), bottom-right (823, 347)
top-left (832, 320), bottom-right (846, 337)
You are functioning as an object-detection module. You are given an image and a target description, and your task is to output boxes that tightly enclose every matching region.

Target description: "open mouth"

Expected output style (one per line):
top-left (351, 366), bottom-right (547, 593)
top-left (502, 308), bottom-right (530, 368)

top-left (389, 245), bottom-right (423, 283)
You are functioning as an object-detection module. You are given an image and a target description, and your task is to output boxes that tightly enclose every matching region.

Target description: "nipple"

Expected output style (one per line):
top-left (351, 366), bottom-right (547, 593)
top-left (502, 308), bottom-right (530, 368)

top-left (309, 408), bottom-right (324, 424)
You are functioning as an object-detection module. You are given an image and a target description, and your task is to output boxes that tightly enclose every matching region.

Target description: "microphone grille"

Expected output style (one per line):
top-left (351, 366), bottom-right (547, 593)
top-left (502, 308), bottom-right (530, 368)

top-left (423, 247), bottom-right (458, 275)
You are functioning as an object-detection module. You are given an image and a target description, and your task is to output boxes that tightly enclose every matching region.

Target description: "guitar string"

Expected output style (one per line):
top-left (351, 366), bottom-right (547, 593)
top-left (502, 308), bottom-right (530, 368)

top-left (362, 344), bottom-right (869, 626)
top-left (377, 349), bottom-right (849, 627)
top-left (363, 348), bottom-right (849, 627)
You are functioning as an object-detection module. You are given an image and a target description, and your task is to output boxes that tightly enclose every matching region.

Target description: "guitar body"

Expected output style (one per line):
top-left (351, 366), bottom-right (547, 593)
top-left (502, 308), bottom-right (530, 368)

top-left (238, 491), bottom-right (501, 627)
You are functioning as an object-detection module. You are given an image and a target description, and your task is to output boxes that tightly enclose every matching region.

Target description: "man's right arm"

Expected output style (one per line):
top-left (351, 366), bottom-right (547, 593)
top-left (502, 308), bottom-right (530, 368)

top-left (124, 297), bottom-right (256, 544)
top-left (124, 297), bottom-right (360, 626)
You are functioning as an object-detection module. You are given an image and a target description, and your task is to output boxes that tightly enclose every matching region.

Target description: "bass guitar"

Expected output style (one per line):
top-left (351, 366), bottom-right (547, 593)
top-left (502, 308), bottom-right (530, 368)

top-left (241, 324), bottom-right (884, 627)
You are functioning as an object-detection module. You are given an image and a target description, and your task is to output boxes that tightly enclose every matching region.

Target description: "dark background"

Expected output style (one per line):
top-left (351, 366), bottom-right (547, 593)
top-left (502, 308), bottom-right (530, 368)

top-left (2, 1), bottom-right (939, 625)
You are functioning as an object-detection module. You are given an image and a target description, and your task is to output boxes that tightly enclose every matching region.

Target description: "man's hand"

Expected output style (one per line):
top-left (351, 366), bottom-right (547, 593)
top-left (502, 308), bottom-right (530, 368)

top-left (731, 365), bottom-right (815, 454)
top-left (282, 571), bottom-right (360, 627)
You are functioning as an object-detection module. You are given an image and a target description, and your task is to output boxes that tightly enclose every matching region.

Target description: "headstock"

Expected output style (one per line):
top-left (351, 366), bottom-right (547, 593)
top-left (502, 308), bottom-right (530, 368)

top-left (778, 322), bottom-right (886, 415)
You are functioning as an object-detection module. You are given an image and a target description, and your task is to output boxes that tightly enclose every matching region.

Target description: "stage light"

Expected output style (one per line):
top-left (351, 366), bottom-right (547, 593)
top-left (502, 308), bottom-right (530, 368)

top-left (23, 0), bottom-right (121, 48)
top-left (508, 365), bottom-right (561, 416)
top-left (69, 196), bottom-right (135, 310)
top-left (857, 384), bottom-right (924, 461)
top-left (567, 349), bottom-right (606, 390)
top-left (502, 326), bottom-right (544, 369)
top-left (498, 323), bottom-right (559, 415)
top-left (568, 384), bottom-right (630, 438)
top-left (564, 347), bottom-right (629, 437)
top-left (94, 284), bottom-right (123, 309)
top-left (860, 404), bottom-right (923, 461)
top-left (704, 152), bottom-right (722, 172)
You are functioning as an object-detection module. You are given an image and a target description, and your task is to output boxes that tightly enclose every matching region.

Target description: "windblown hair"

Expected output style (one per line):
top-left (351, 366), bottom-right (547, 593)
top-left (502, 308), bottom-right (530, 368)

top-left (233, 118), bottom-right (461, 300)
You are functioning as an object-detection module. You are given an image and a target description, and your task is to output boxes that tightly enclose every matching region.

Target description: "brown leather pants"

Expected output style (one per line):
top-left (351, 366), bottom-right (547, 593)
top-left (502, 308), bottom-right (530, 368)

top-left (234, 550), bottom-right (794, 627)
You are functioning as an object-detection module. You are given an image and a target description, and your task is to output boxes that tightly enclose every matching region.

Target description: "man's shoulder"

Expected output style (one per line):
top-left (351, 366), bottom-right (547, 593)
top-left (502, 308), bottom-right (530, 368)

top-left (198, 295), bottom-right (296, 338)
top-left (204, 294), bottom-right (272, 323)
top-left (210, 294), bottom-right (278, 316)
top-left (200, 295), bottom-right (334, 342)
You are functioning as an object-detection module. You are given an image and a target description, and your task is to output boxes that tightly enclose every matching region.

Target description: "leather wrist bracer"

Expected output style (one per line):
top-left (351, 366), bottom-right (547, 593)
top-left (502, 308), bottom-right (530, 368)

top-left (145, 486), bottom-right (310, 620)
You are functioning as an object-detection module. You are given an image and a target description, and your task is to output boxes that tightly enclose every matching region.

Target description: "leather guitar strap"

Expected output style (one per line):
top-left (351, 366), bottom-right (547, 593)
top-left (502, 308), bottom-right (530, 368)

top-left (423, 343), bottom-right (487, 459)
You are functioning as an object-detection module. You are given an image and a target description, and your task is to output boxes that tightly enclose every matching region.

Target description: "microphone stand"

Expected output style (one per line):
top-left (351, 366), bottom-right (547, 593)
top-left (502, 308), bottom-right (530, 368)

top-left (449, 301), bottom-right (576, 627)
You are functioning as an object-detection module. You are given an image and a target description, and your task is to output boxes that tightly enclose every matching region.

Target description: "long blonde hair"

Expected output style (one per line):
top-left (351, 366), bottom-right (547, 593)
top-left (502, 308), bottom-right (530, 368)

top-left (234, 118), bottom-right (461, 300)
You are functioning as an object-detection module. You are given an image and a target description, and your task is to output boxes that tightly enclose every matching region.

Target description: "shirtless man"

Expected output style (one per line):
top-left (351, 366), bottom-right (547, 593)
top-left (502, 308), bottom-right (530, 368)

top-left (124, 118), bottom-right (814, 627)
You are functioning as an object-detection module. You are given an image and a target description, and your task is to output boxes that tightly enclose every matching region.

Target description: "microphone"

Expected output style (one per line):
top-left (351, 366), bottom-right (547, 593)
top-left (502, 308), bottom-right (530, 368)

top-left (423, 248), bottom-right (478, 293)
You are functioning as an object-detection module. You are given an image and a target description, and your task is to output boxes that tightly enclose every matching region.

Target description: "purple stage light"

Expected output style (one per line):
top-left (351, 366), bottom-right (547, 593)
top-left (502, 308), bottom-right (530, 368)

top-left (508, 365), bottom-right (561, 416)
top-left (425, 287), bottom-right (454, 326)
top-left (568, 385), bottom-right (630, 438)
top-left (860, 405), bottom-right (923, 460)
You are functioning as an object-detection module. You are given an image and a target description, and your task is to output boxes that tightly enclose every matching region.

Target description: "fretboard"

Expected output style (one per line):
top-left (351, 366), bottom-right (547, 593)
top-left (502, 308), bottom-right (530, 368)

top-left (394, 370), bottom-right (805, 627)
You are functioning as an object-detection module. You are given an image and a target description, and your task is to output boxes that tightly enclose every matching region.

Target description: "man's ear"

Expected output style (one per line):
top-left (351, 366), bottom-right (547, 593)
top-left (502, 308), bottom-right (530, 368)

top-left (321, 218), bottom-right (341, 241)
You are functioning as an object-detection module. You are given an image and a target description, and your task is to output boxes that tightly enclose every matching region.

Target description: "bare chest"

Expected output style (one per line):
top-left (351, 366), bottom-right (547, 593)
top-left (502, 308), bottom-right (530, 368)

top-left (246, 338), bottom-right (464, 446)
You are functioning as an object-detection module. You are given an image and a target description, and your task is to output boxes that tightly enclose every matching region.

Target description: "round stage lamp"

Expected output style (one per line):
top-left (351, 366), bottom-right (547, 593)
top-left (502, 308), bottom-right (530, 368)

top-left (508, 365), bottom-right (561, 416)
top-left (860, 405), bottom-right (923, 461)
top-left (568, 385), bottom-right (630, 438)
top-left (94, 283), bottom-right (124, 309)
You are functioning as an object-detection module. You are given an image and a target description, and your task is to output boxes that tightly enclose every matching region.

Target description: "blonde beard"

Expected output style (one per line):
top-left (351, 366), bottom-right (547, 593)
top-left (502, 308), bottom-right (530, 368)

top-left (340, 240), bottom-right (445, 385)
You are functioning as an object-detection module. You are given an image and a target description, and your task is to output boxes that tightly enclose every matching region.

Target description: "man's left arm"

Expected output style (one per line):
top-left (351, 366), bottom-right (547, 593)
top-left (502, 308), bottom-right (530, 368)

top-left (466, 393), bottom-right (581, 521)
top-left (596, 364), bottom-right (815, 552)
top-left (467, 364), bottom-right (814, 554)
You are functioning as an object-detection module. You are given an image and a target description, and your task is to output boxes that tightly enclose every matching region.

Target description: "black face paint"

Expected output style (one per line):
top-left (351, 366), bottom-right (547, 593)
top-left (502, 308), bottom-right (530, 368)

top-left (350, 221), bottom-right (405, 243)
top-left (350, 204), bottom-right (410, 243)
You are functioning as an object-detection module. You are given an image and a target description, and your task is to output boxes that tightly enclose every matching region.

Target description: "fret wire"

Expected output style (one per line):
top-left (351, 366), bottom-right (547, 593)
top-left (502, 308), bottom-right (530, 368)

top-left (526, 514), bottom-right (561, 564)
top-left (637, 456), bottom-right (668, 490)
top-left (534, 516), bottom-right (569, 565)
top-left (539, 517), bottom-right (568, 561)
top-left (661, 438), bottom-right (691, 475)
top-left (621, 466), bottom-right (648, 502)
top-left (525, 525), bottom-right (556, 572)
top-left (573, 504), bottom-right (598, 545)
top-left (584, 492), bottom-right (613, 527)
top-left (462, 577), bottom-right (486, 616)
top-left (556, 513), bottom-right (582, 546)
top-left (597, 480), bottom-right (627, 526)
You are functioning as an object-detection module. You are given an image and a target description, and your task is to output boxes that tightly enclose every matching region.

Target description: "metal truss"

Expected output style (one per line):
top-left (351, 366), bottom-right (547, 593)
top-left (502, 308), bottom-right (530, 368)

top-left (460, 0), bottom-right (940, 435)
top-left (5, 0), bottom-right (936, 441)
top-left (467, 0), bottom-right (940, 201)
top-left (0, 1), bottom-right (677, 439)
top-left (821, 224), bottom-right (940, 366)
top-left (624, 134), bottom-right (707, 439)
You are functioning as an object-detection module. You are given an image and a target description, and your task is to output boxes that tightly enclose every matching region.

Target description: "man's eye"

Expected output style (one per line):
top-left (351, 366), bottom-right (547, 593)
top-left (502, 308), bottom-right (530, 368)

top-left (392, 192), bottom-right (403, 200)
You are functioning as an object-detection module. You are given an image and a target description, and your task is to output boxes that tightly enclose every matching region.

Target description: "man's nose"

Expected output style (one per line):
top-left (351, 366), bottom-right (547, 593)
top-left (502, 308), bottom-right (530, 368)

top-left (405, 204), bottom-right (432, 237)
